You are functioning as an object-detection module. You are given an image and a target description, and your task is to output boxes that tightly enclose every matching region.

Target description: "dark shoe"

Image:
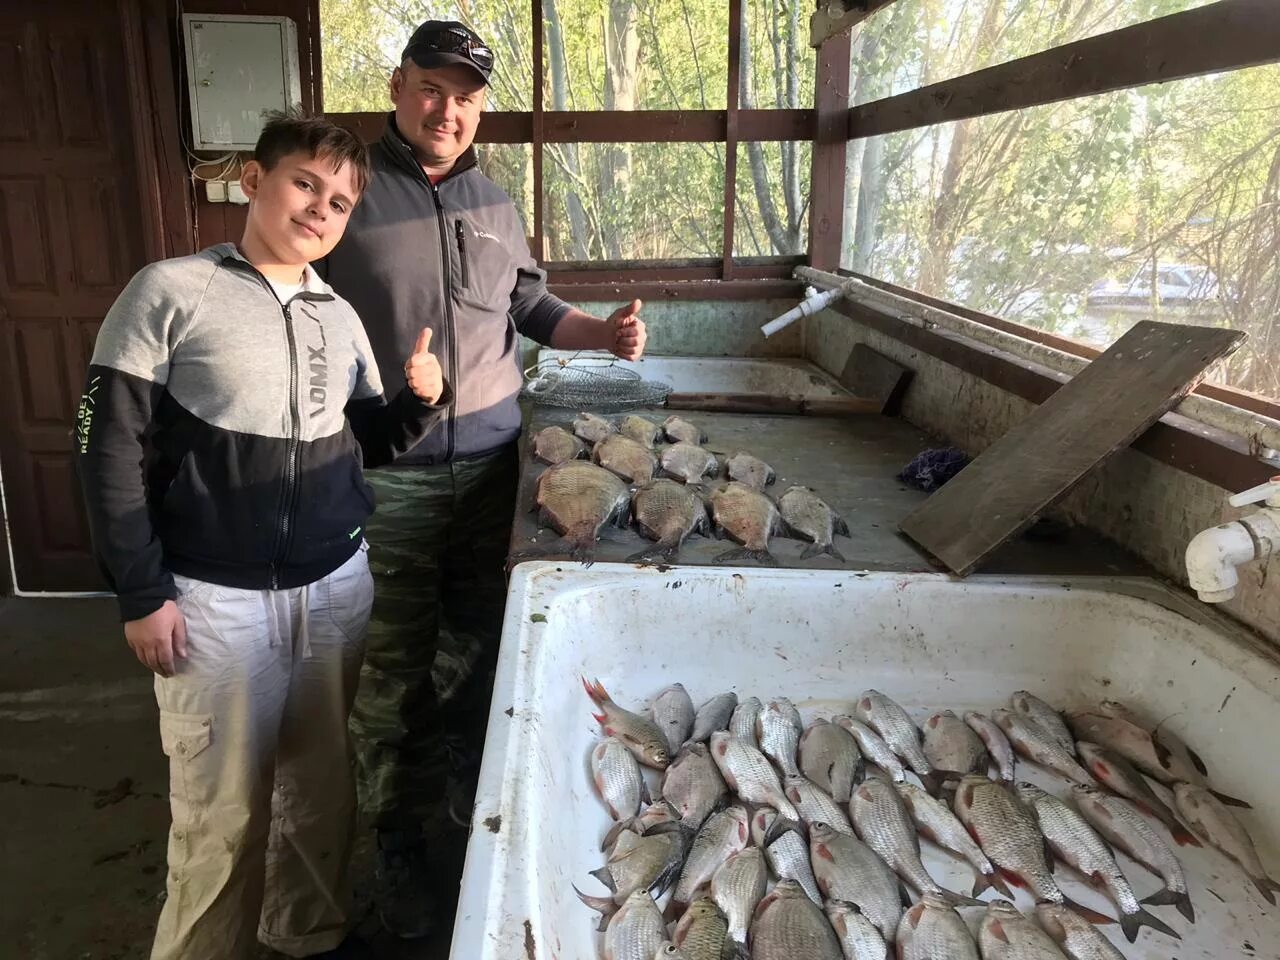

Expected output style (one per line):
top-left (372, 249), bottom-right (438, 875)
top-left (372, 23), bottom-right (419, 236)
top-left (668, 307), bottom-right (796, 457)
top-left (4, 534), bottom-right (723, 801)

top-left (374, 825), bottom-right (437, 939)
top-left (305, 935), bottom-right (373, 959)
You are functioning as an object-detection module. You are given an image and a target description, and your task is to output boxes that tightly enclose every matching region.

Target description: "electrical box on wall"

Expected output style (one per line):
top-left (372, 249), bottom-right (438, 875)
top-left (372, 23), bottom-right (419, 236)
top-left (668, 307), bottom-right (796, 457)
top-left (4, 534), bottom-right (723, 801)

top-left (182, 14), bottom-right (302, 151)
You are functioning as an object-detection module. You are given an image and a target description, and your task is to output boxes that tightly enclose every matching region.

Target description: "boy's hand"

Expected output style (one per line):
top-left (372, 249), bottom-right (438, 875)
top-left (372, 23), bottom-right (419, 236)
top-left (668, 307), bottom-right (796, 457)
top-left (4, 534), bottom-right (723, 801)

top-left (405, 327), bottom-right (444, 404)
top-left (125, 600), bottom-right (187, 677)
top-left (610, 300), bottom-right (646, 361)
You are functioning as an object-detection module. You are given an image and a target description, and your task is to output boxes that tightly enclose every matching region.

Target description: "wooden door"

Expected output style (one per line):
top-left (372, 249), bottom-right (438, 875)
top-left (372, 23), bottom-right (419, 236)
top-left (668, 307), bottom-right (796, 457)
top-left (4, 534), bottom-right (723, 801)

top-left (0, 1), bottom-right (154, 589)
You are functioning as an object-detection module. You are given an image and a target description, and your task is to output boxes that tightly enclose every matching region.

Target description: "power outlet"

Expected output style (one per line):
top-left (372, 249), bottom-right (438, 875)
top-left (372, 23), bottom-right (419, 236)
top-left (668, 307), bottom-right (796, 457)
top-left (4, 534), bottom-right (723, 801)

top-left (204, 179), bottom-right (227, 203)
top-left (227, 180), bottom-right (248, 204)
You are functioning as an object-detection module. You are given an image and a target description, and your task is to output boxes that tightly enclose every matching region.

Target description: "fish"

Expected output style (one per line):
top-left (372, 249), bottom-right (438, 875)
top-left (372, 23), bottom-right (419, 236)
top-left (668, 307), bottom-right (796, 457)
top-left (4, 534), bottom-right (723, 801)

top-left (1034, 904), bottom-right (1127, 960)
top-left (729, 696), bottom-right (762, 747)
top-left (531, 424), bottom-right (586, 465)
top-left (662, 741), bottom-right (728, 831)
top-left (778, 486), bottom-right (849, 561)
top-left (808, 822), bottom-right (903, 941)
top-left (1065, 707), bottom-right (1202, 786)
top-left (1173, 782), bottom-right (1280, 905)
top-left (748, 879), bottom-right (844, 960)
top-left (691, 692), bottom-right (739, 743)
top-left (853, 690), bottom-right (931, 777)
top-left (754, 809), bottom-right (823, 905)
top-left (834, 715), bottom-right (907, 782)
top-left (895, 781), bottom-right (1010, 897)
top-left (619, 414), bottom-right (662, 447)
top-left (1075, 741), bottom-right (1199, 846)
top-left (628, 480), bottom-right (710, 565)
top-left (709, 482), bottom-right (783, 564)
top-left (660, 442), bottom-right (719, 485)
top-left (798, 717), bottom-right (863, 803)
top-left (708, 732), bottom-right (800, 823)
top-left (1016, 781), bottom-right (1178, 942)
top-left (534, 462), bottom-right (630, 563)
top-left (825, 900), bottom-right (890, 960)
top-left (848, 777), bottom-right (980, 905)
top-left (652, 944), bottom-right (687, 960)
top-left (757, 697), bottom-right (803, 777)
top-left (895, 891), bottom-right (980, 960)
top-left (993, 708), bottom-right (1095, 787)
top-left (573, 411), bottom-right (617, 444)
top-left (600, 889), bottom-right (667, 960)
top-left (921, 709), bottom-right (988, 792)
top-left (594, 433), bottom-right (658, 484)
top-left (1097, 699), bottom-right (1212, 781)
top-left (672, 897), bottom-right (733, 960)
top-left (669, 805), bottom-right (751, 918)
top-left (577, 823), bottom-right (688, 925)
top-left (664, 415), bottom-right (707, 445)
top-left (592, 737), bottom-right (650, 826)
top-left (710, 847), bottom-right (767, 946)
top-left (584, 678), bottom-right (671, 769)
top-left (604, 799), bottom-right (682, 854)
top-left (1072, 785), bottom-right (1194, 923)
top-left (979, 900), bottom-right (1070, 960)
top-left (784, 773), bottom-right (854, 835)
top-left (651, 682), bottom-right (696, 756)
top-left (725, 452), bottom-right (776, 491)
top-left (965, 711), bottom-right (1016, 784)
top-left (1010, 691), bottom-right (1075, 754)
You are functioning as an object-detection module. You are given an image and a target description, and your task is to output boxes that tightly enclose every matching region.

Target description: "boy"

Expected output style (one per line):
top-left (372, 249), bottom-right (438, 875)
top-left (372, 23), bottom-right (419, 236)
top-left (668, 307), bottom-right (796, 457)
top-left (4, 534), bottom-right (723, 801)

top-left (74, 114), bottom-right (447, 959)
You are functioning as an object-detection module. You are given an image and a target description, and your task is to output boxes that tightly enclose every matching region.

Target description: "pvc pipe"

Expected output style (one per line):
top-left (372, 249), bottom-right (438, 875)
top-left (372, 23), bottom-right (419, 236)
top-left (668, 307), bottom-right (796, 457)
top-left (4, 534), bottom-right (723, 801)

top-left (761, 284), bottom-right (846, 338)
top-left (1185, 521), bottom-right (1256, 602)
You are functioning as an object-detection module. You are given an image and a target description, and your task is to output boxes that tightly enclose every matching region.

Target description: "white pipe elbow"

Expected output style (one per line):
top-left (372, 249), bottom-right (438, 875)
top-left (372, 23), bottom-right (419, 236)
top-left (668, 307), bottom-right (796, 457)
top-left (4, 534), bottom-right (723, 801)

top-left (1185, 521), bottom-right (1257, 603)
top-left (760, 285), bottom-right (846, 338)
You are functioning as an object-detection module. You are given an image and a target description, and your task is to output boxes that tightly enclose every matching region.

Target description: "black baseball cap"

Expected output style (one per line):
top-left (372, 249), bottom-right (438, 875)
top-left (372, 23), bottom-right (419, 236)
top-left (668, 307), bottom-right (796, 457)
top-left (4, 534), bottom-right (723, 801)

top-left (401, 20), bottom-right (493, 85)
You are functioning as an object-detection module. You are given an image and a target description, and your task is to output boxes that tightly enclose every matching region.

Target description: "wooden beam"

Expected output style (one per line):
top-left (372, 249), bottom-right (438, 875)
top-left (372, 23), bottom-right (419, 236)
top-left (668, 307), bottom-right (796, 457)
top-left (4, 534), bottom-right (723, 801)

top-left (810, 0), bottom-right (900, 47)
top-left (545, 261), bottom-right (799, 283)
top-left (849, 0), bottom-right (1280, 139)
top-left (546, 279), bottom-right (804, 301)
top-left (531, 0), bottom-right (545, 261)
top-left (808, 31), bottom-right (851, 270)
top-left (723, 0), bottom-right (743, 279)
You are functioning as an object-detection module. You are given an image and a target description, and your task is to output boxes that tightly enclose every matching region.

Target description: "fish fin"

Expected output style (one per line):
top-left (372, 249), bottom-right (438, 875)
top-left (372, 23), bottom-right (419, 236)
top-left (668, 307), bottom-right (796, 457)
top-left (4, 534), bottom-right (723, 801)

top-left (763, 815), bottom-right (802, 846)
top-left (899, 884), bottom-right (914, 908)
top-left (1140, 887), bottom-right (1195, 924)
top-left (573, 885), bottom-right (616, 919)
top-left (970, 872), bottom-right (992, 898)
top-left (987, 919), bottom-right (1010, 944)
top-left (1253, 877), bottom-right (1280, 906)
top-left (799, 541), bottom-right (845, 562)
top-left (588, 866), bottom-right (616, 892)
top-left (1184, 743), bottom-right (1210, 777)
top-left (1119, 907), bottom-right (1181, 942)
top-left (1209, 788), bottom-right (1253, 809)
top-left (988, 872), bottom-right (1014, 898)
top-left (1061, 897), bottom-right (1116, 926)
top-left (1171, 825), bottom-right (1202, 847)
top-left (940, 888), bottom-right (987, 908)
top-left (920, 772), bottom-right (944, 798)
top-left (714, 546), bottom-right (775, 565)
top-left (833, 514), bottom-right (850, 537)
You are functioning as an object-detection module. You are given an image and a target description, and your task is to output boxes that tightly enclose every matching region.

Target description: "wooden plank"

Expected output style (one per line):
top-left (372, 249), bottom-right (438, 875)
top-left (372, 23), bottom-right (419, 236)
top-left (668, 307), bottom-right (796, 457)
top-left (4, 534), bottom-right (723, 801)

top-left (849, 0), bottom-right (1280, 139)
top-left (838, 343), bottom-right (912, 415)
top-left (722, 0), bottom-right (743, 280)
top-left (663, 393), bottom-right (881, 416)
top-left (899, 321), bottom-right (1246, 575)
top-left (531, 0), bottom-right (545, 262)
top-left (808, 30), bottom-right (851, 270)
top-left (810, 0), bottom-right (901, 47)
top-left (547, 279), bottom-right (804, 301)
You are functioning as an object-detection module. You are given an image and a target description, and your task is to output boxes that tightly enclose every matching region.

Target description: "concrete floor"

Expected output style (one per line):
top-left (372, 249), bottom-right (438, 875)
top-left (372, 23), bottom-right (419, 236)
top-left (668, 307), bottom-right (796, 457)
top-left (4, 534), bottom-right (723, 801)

top-left (0, 596), bottom-right (460, 959)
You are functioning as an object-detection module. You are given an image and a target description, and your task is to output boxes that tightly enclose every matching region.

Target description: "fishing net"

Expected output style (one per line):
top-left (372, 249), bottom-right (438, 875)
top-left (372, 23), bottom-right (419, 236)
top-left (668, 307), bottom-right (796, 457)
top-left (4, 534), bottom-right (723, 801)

top-left (521, 355), bottom-right (672, 410)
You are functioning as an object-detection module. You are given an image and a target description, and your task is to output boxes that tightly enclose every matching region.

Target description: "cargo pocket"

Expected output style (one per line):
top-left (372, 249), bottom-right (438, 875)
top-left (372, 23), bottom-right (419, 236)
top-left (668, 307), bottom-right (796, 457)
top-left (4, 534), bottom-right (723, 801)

top-left (159, 711), bottom-right (213, 873)
top-left (323, 544), bottom-right (374, 644)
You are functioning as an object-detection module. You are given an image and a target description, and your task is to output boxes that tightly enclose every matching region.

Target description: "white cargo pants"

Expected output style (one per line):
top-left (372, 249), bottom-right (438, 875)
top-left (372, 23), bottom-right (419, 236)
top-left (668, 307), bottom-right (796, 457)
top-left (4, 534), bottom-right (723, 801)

top-left (150, 544), bottom-right (373, 960)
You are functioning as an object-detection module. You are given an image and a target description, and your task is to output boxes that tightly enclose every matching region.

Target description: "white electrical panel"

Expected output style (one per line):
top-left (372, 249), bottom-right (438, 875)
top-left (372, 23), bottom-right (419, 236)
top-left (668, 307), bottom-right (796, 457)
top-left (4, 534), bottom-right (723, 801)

top-left (183, 14), bottom-right (302, 151)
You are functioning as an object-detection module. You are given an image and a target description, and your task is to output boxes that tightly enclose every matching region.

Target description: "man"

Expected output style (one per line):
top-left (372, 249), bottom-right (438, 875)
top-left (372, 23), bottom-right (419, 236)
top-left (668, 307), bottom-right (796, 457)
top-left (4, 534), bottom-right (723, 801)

top-left (320, 20), bottom-right (647, 937)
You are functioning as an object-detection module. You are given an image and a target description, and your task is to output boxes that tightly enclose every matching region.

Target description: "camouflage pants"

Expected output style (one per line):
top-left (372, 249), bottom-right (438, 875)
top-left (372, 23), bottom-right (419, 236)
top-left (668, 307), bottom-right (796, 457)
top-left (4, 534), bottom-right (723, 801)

top-left (349, 446), bottom-right (517, 828)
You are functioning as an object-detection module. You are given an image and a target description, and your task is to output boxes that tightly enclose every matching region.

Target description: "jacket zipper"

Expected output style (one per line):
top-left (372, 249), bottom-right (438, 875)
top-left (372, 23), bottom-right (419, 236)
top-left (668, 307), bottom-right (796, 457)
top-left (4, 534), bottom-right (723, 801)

top-left (428, 182), bottom-right (458, 462)
top-left (272, 301), bottom-right (303, 588)
top-left (455, 220), bottom-right (469, 289)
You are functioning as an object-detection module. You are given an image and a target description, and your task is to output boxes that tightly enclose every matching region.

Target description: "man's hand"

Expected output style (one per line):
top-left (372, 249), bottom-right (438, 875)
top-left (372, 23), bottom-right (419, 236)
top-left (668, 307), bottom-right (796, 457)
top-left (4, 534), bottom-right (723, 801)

top-left (405, 327), bottom-right (444, 404)
top-left (125, 600), bottom-right (187, 677)
top-left (609, 300), bottom-right (646, 361)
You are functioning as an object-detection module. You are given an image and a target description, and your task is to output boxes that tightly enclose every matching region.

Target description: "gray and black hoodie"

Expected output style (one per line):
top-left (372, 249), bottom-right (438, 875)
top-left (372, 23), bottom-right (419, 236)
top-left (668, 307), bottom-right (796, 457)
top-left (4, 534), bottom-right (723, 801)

top-left (75, 243), bottom-right (451, 621)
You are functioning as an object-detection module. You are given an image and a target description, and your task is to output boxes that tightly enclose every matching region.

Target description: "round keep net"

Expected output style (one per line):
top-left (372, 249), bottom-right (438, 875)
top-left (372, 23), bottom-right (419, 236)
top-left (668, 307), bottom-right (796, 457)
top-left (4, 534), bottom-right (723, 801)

top-left (521, 355), bottom-right (672, 410)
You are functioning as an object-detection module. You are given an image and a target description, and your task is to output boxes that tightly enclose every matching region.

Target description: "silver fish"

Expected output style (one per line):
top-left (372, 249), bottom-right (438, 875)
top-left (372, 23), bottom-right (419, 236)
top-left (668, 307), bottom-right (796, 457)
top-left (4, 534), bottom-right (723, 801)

top-left (629, 480), bottom-right (711, 565)
top-left (604, 799), bottom-right (682, 854)
top-left (758, 697), bottom-right (803, 777)
top-left (896, 891), bottom-right (980, 960)
top-left (1072, 784), bottom-right (1194, 923)
top-left (663, 415), bottom-right (707, 445)
top-left (784, 773), bottom-right (854, 835)
top-left (670, 805), bottom-right (750, 914)
top-left (1097, 700), bottom-right (1213, 783)
top-left (993, 708), bottom-right (1095, 787)
top-left (798, 717), bottom-right (862, 803)
top-left (725, 451), bottom-right (776, 491)
top-left (619, 413), bottom-right (662, 447)
top-left (536, 462), bottom-right (631, 563)
top-left (651, 682), bottom-right (696, 756)
top-left (1174, 782), bottom-right (1280, 905)
top-left (952, 775), bottom-right (1062, 904)
top-left (808, 822), bottom-right (902, 941)
top-left (835, 715), bottom-right (907, 782)
top-left (531, 424), bottom-right (585, 465)
top-left (965, 710), bottom-right (1016, 784)
top-left (691, 692), bottom-right (739, 743)
top-left (660, 442), bottom-right (719, 485)
top-left (979, 900), bottom-right (1069, 960)
top-left (1017, 782), bottom-right (1178, 942)
top-left (709, 732), bottom-right (800, 822)
top-left (577, 824), bottom-right (687, 923)
top-left (778, 485), bottom-right (849, 561)
top-left (753, 809), bottom-right (823, 904)
top-left (662, 741), bottom-right (728, 831)
top-left (922, 709), bottom-right (988, 788)
top-left (895, 781), bottom-right (1010, 897)
top-left (1075, 741), bottom-right (1199, 846)
top-left (594, 433), bottom-right (658, 484)
top-left (573, 411), bottom-right (617, 444)
top-left (602, 890), bottom-right (667, 960)
top-left (729, 696), bottom-right (762, 747)
top-left (1065, 707), bottom-right (1201, 786)
top-left (710, 847), bottom-right (766, 946)
top-left (584, 677), bottom-right (671, 769)
top-left (672, 897), bottom-right (731, 960)
top-left (853, 690), bottom-right (931, 777)
top-left (709, 482), bottom-right (782, 564)
top-left (825, 900), bottom-right (890, 960)
top-left (749, 879), bottom-right (843, 960)
top-left (1034, 904), bottom-right (1126, 960)
top-left (652, 945), bottom-right (688, 960)
top-left (1010, 691), bottom-right (1075, 754)
top-left (592, 737), bottom-right (649, 824)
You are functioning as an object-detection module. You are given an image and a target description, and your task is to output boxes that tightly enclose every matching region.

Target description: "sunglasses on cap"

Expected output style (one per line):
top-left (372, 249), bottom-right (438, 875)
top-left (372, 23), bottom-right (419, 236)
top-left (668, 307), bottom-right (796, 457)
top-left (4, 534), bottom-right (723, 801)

top-left (410, 26), bottom-right (494, 73)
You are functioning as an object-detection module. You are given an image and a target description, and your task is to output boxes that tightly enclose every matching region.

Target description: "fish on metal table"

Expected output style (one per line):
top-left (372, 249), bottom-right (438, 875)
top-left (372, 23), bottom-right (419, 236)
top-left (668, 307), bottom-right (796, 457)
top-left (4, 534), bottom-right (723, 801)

top-left (808, 822), bottom-right (902, 941)
top-left (651, 682), bottom-right (696, 756)
top-left (921, 709), bottom-right (988, 791)
top-left (965, 710), bottom-right (1016, 784)
top-left (531, 424), bottom-right (586, 465)
top-left (534, 461), bottom-right (630, 563)
top-left (757, 696), bottom-right (803, 777)
top-left (573, 411), bottom-right (617, 443)
top-left (729, 697), bottom-right (762, 747)
top-left (661, 442), bottom-right (719, 485)
top-left (1174, 782), bottom-right (1280, 905)
top-left (834, 715), bottom-right (907, 782)
top-left (993, 708), bottom-right (1095, 787)
top-left (594, 433), bottom-right (658, 483)
top-left (853, 690), bottom-right (931, 777)
top-left (628, 480), bottom-right (711, 565)
top-left (798, 717), bottom-right (862, 803)
top-left (825, 900), bottom-right (890, 960)
top-left (664, 415), bottom-right (707, 445)
top-left (584, 677), bottom-right (671, 769)
top-left (784, 773), bottom-right (854, 835)
top-left (619, 413), bottom-right (662, 447)
top-left (778, 485), bottom-right (849, 561)
top-left (979, 900), bottom-right (1070, 960)
top-left (710, 847), bottom-right (766, 946)
top-left (748, 879), bottom-right (843, 960)
top-left (708, 732), bottom-right (800, 822)
top-left (662, 741), bottom-right (728, 831)
top-left (592, 736), bottom-right (649, 826)
top-left (896, 891), bottom-right (980, 960)
top-left (691, 692), bottom-right (739, 742)
top-left (1074, 741), bottom-right (1199, 846)
top-left (709, 482), bottom-right (783, 564)
top-left (1035, 904), bottom-right (1126, 960)
top-left (668, 805), bottom-right (750, 918)
top-left (1010, 691), bottom-right (1075, 754)
top-left (895, 780), bottom-right (1010, 897)
top-left (600, 889), bottom-right (667, 960)
top-left (725, 451), bottom-right (775, 491)
top-left (754, 809), bottom-right (823, 905)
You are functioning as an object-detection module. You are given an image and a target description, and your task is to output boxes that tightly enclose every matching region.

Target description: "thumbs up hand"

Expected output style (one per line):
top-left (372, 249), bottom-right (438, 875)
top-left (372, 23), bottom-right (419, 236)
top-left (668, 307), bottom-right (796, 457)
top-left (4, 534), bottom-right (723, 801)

top-left (610, 299), bottom-right (646, 361)
top-left (404, 327), bottom-right (444, 404)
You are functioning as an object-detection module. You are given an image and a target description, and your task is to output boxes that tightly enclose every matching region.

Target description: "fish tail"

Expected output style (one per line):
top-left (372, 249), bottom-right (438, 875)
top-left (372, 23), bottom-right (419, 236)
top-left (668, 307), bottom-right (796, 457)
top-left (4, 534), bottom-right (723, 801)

top-left (568, 538), bottom-right (598, 566)
top-left (714, 546), bottom-right (775, 565)
top-left (982, 871), bottom-right (1014, 898)
top-left (1253, 876), bottom-right (1280, 906)
top-left (626, 538), bottom-right (680, 566)
top-left (1210, 788), bottom-right (1253, 809)
top-left (582, 676), bottom-right (610, 707)
top-left (940, 887), bottom-right (987, 908)
top-left (588, 865), bottom-right (617, 892)
top-left (1061, 896), bottom-right (1115, 925)
top-left (573, 884), bottom-right (616, 921)
top-left (1120, 906), bottom-right (1181, 942)
top-left (600, 817), bottom-right (636, 852)
top-left (799, 541), bottom-right (845, 562)
top-left (920, 772), bottom-right (944, 798)
top-left (1140, 887), bottom-right (1195, 924)
top-left (763, 814), bottom-right (802, 846)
